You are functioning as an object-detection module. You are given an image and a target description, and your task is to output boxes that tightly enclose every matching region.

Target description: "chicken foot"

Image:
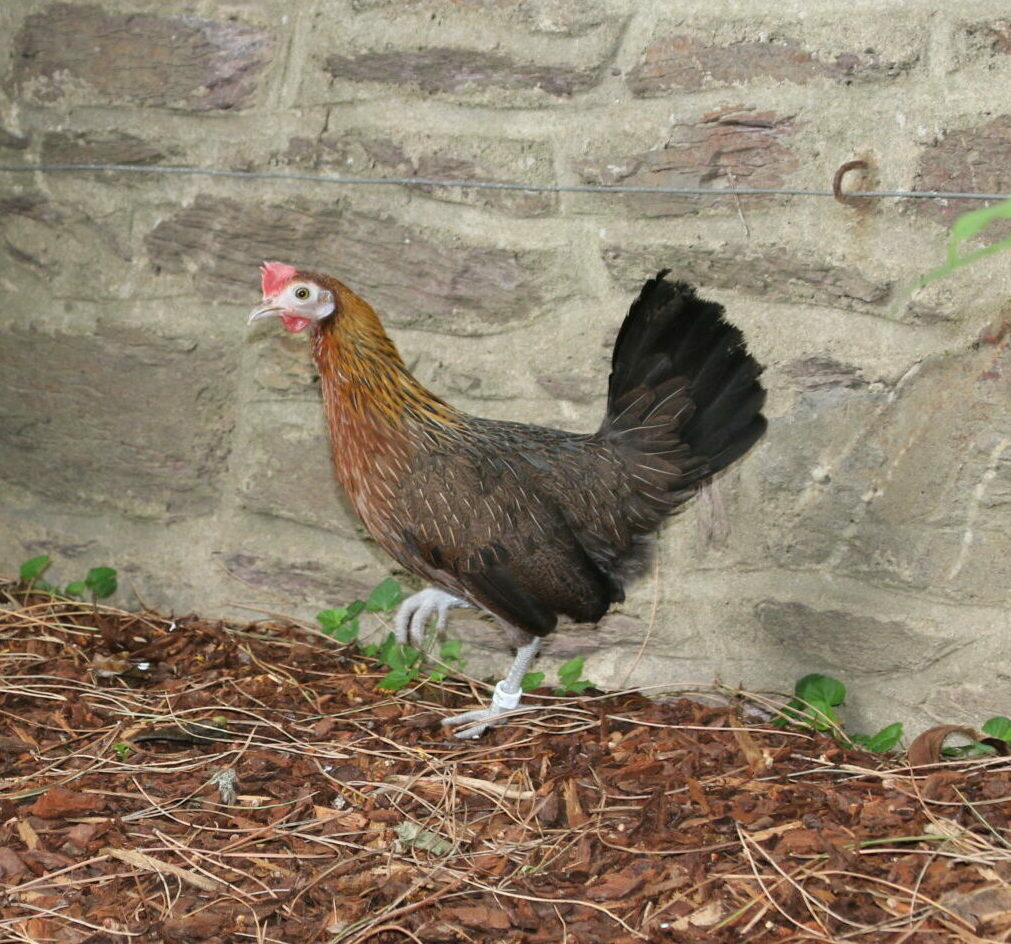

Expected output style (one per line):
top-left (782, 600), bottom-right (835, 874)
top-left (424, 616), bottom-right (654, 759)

top-left (394, 588), bottom-right (470, 648)
top-left (442, 637), bottom-right (542, 739)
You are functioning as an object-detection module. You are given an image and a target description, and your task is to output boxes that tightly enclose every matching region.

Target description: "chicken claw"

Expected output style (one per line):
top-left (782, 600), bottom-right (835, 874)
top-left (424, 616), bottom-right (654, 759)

top-left (394, 588), bottom-right (469, 648)
top-left (442, 681), bottom-right (524, 739)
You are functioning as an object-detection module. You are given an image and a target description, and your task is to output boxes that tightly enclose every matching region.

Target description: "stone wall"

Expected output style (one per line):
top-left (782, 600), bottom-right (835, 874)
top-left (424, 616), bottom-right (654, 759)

top-left (1, 0), bottom-right (1009, 733)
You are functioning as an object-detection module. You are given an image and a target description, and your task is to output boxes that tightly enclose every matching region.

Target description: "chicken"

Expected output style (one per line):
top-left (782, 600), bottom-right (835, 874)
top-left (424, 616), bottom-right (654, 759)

top-left (249, 263), bottom-right (766, 737)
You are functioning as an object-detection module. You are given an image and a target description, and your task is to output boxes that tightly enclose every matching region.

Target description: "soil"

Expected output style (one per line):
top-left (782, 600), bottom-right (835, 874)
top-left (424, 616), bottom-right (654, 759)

top-left (1, 590), bottom-right (1009, 943)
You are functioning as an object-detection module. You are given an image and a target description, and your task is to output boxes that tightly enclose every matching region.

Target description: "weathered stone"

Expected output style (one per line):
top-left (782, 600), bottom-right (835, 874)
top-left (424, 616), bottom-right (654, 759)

top-left (1, 190), bottom-right (131, 287)
top-left (924, 682), bottom-right (1011, 727)
top-left (755, 601), bottom-right (962, 675)
top-left (280, 133), bottom-right (556, 217)
top-left (536, 372), bottom-right (599, 404)
top-left (13, 4), bottom-right (272, 110)
top-left (755, 345), bottom-right (1011, 606)
top-left (145, 196), bottom-right (558, 334)
top-left (784, 357), bottom-right (869, 391)
top-left (325, 47), bottom-right (600, 98)
top-left (41, 131), bottom-right (166, 167)
top-left (349, 0), bottom-right (612, 37)
top-left (628, 35), bottom-right (917, 95)
top-left (250, 333), bottom-right (320, 397)
top-left (0, 325), bottom-right (236, 518)
top-left (913, 116), bottom-right (1011, 226)
top-left (604, 244), bottom-right (892, 314)
top-left (236, 406), bottom-right (364, 538)
top-left (959, 19), bottom-right (1011, 58)
top-left (577, 108), bottom-right (799, 217)
top-left (0, 127), bottom-right (28, 151)
top-left (220, 552), bottom-right (381, 605)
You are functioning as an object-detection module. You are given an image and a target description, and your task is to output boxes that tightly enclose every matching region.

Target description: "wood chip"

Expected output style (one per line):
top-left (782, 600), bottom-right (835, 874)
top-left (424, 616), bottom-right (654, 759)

top-left (102, 846), bottom-right (222, 892)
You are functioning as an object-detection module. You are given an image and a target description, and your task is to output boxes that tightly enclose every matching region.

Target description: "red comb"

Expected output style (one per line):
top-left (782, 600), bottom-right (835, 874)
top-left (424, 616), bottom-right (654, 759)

top-left (260, 261), bottom-right (298, 297)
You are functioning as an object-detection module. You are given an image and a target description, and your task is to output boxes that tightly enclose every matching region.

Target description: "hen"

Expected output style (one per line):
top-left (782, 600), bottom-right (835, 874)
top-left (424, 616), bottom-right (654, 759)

top-left (249, 263), bottom-right (766, 737)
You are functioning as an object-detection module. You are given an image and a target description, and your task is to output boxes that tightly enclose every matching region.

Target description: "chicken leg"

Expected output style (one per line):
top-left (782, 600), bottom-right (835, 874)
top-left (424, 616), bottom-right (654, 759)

top-left (442, 636), bottom-right (541, 739)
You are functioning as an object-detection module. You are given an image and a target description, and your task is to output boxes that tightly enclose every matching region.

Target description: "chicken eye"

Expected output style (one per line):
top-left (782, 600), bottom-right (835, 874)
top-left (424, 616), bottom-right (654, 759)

top-left (293, 286), bottom-right (311, 301)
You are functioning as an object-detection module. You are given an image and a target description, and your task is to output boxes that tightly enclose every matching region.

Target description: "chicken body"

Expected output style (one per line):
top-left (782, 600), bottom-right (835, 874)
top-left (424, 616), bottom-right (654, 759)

top-left (249, 265), bottom-right (766, 736)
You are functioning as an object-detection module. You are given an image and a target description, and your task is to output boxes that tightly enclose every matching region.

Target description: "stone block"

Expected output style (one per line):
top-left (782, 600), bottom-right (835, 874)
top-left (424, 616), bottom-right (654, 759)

top-left (279, 133), bottom-right (556, 217)
top-left (41, 131), bottom-right (167, 167)
top-left (236, 403), bottom-right (364, 538)
top-left (577, 107), bottom-right (799, 217)
top-left (0, 127), bottom-right (28, 152)
top-left (145, 196), bottom-right (561, 334)
top-left (603, 243), bottom-right (893, 315)
top-left (913, 115), bottom-right (1011, 227)
top-left (957, 19), bottom-right (1011, 59)
top-left (754, 601), bottom-right (962, 676)
top-left (219, 551), bottom-right (381, 607)
top-left (628, 34), bottom-right (918, 96)
top-left (0, 325), bottom-right (237, 518)
top-left (348, 0), bottom-right (614, 37)
top-left (1, 189), bottom-right (132, 294)
top-left (755, 344), bottom-right (1010, 606)
top-left (13, 4), bottom-right (273, 110)
top-left (324, 47), bottom-right (601, 99)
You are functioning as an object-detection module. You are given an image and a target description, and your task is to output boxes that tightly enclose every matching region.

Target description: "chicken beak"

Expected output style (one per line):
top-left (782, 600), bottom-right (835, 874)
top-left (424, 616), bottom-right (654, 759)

top-left (248, 303), bottom-right (283, 325)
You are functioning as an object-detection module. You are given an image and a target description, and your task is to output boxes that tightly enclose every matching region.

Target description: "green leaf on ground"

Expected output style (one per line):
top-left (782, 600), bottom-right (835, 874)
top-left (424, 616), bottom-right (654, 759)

top-left (85, 566), bottom-right (118, 599)
top-left (20, 554), bottom-right (51, 581)
top-left (982, 716), bottom-right (1011, 743)
top-left (366, 577), bottom-right (402, 612)
top-left (521, 672), bottom-right (545, 693)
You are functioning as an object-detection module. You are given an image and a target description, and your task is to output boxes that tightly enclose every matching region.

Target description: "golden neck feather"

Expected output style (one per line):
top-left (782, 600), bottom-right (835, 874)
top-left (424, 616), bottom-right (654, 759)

top-left (308, 274), bottom-right (463, 439)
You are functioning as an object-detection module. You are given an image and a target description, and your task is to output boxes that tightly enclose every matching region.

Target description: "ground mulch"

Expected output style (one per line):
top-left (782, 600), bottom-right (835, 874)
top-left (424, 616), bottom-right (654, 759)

top-left (1, 589), bottom-right (1009, 944)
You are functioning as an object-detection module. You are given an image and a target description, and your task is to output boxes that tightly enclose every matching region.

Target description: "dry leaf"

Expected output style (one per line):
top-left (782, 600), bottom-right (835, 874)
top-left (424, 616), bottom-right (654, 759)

top-left (447, 905), bottom-right (510, 931)
top-left (0, 847), bottom-right (27, 882)
top-left (587, 870), bottom-right (646, 901)
top-left (27, 787), bottom-right (105, 820)
top-left (563, 778), bottom-right (588, 827)
top-left (16, 819), bottom-right (40, 850)
top-left (907, 725), bottom-right (980, 767)
top-left (941, 884), bottom-right (1011, 931)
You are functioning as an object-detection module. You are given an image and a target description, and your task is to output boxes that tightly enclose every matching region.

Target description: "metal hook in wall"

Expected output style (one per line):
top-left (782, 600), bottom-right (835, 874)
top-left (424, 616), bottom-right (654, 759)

top-left (833, 159), bottom-right (871, 206)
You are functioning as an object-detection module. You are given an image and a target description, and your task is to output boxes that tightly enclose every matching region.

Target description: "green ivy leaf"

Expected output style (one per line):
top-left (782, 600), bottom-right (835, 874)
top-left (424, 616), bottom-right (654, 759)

top-left (366, 577), bottom-right (402, 612)
top-left (333, 619), bottom-right (360, 644)
top-left (795, 674), bottom-right (846, 708)
top-left (557, 657), bottom-right (585, 688)
top-left (64, 581), bottom-right (87, 597)
top-left (775, 696), bottom-right (838, 732)
top-left (521, 672), bottom-right (545, 693)
top-left (378, 665), bottom-right (419, 692)
top-left (317, 607), bottom-right (350, 634)
top-left (20, 554), bottom-right (51, 582)
top-left (981, 716), bottom-right (1011, 743)
top-left (554, 657), bottom-right (594, 695)
top-left (85, 566), bottom-right (117, 599)
top-left (853, 722), bottom-right (904, 752)
top-left (439, 639), bottom-right (462, 664)
top-left (942, 741), bottom-right (996, 759)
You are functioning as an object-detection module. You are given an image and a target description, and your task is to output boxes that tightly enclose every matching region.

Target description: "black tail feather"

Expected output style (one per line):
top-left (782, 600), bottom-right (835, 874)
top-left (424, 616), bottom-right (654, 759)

top-left (600, 272), bottom-right (766, 526)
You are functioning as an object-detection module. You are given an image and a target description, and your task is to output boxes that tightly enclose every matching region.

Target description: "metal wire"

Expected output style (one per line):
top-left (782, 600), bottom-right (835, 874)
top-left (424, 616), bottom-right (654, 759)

top-left (0, 162), bottom-right (1008, 202)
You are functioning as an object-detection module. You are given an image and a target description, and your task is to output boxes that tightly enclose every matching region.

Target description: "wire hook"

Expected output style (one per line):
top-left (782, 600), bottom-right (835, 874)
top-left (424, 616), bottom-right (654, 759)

top-left (833, 159), bottom-right (870, 206)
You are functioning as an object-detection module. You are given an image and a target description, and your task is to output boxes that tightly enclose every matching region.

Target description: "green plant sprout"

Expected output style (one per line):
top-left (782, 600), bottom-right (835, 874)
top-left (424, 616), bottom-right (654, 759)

top-left (941, 715), bottom-right (1011, 758)
top-left (774, 674), bottom-right (904, 753)
top-left (317, 577), bottom-right (464, 692)
top-left (915, 196), bottom-right (1011, 290)
top-left (554, 656), bottom-right (595, 696)
top-left (19, 554), bottom-right (118, 601)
